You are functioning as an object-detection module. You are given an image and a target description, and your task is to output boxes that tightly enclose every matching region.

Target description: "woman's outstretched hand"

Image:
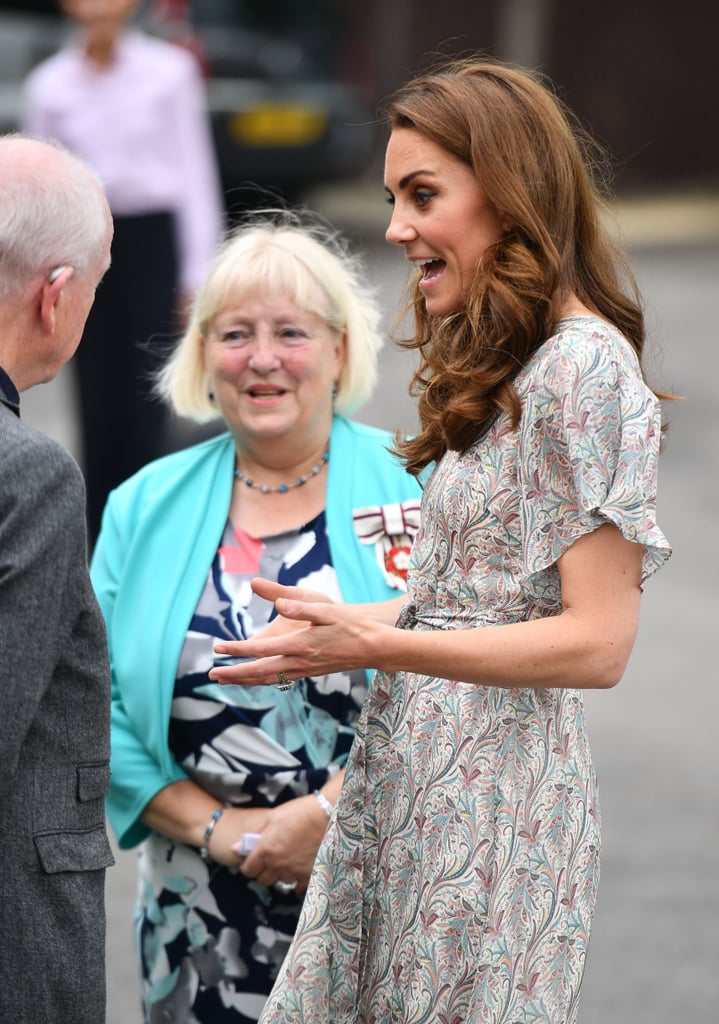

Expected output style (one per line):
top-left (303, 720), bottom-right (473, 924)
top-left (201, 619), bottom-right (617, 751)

top-left (209, 577), bottom-right (377, 685)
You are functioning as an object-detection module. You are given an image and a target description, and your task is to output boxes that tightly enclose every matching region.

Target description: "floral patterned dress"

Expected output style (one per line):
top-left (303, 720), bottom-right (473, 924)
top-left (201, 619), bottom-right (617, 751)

top-left (258, 318), bottom-right (672, 1024)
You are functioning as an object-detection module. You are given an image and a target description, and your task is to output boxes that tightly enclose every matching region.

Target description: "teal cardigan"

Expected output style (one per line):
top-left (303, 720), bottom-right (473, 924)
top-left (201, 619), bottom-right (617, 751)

top-left (91, 416), bottom-right (422, 849)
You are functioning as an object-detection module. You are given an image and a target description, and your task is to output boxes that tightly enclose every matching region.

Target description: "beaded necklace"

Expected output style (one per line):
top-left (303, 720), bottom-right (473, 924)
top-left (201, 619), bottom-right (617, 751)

top-left (234, 449), bottom-right (329, 494)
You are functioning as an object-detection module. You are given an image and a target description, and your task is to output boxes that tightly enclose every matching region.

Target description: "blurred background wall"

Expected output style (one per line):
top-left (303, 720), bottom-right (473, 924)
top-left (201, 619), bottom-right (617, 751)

top-left (365, 0), bottom-right (718, 194)
top-left (1, 0), bottom-right (716, 201)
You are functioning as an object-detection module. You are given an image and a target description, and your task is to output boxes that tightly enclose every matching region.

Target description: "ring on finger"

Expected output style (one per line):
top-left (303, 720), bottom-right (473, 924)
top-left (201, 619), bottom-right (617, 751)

top-left (274, 880), bottom-right (298, 894)
top-left (276, 671), bottom-right (295, 691)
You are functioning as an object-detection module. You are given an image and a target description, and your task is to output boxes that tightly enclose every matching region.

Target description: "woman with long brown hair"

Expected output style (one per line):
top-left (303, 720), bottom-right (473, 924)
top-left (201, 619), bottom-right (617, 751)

top-left (209, 58), bottom-right (672, 1023)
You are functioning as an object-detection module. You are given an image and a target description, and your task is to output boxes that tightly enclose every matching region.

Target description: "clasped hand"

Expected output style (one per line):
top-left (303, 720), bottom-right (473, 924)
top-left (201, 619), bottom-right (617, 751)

top-left (234, 796), bottom-right (328, 891)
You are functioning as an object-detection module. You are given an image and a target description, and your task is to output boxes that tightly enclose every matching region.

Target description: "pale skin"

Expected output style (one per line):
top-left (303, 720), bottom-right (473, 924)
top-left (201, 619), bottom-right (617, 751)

top-left (207, 127), bottom-right (645, 695)
top-left (60, 0), bottom-right (139, 68)
top-left (137, 293), bottom-right (347, 889)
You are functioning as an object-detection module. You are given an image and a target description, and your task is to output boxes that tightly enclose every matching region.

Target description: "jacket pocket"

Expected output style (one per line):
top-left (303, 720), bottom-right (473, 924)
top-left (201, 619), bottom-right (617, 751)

top-left (76, 760), bottom-right (111, 802)
top-left (34, 825), bottom-right (115, 873)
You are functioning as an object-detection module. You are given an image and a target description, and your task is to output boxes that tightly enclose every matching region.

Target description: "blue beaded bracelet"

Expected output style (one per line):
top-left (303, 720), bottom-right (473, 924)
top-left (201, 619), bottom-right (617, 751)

top-left (199, 807), bottom-right (224, 861)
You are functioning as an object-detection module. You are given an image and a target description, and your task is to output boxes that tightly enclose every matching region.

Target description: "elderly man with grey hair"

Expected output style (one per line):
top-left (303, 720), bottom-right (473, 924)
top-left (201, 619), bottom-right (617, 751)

top-left (0, 134), bottom-right (114, 1022)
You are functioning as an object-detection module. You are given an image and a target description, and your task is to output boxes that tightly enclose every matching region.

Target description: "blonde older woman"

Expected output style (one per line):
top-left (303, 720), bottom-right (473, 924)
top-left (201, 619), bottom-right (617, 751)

top-left (91, 213), bottom-right (422, 1023)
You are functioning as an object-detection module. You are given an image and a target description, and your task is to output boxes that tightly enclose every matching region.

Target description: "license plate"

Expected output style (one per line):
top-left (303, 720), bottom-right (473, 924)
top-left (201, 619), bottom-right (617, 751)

top-left (230, 104), bottom-right (328, 146)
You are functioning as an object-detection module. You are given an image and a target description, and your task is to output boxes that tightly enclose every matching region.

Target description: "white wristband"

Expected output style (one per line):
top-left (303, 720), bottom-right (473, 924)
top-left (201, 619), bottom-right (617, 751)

top-left (313, 790), bottom-right (334, 818)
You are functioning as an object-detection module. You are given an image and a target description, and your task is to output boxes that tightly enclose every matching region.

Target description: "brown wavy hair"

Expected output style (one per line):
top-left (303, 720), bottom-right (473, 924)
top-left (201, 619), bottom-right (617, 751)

top-left (384, 57), bottom-right (650, 475)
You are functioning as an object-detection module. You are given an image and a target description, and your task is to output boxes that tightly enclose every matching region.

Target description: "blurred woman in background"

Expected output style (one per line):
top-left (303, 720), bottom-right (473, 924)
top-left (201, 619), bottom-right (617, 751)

top-left (24, 0), bottom-right (224, 543)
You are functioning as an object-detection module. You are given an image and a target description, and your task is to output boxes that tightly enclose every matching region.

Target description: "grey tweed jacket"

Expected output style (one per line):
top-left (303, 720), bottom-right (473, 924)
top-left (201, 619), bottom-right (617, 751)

top-left (0, 399), bottom-right (114, 1023)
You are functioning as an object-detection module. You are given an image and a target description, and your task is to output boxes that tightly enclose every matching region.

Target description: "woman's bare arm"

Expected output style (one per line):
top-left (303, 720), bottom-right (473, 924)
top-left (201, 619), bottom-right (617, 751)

top-left (141, 774), bottom-right (343, 885)
top-left (209, 524), bottom-right (643, 691)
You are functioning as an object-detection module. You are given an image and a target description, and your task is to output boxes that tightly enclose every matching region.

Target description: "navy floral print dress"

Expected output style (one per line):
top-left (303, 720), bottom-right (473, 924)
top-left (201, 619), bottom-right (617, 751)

top-left (136, 512), bottom-right (367, 1023)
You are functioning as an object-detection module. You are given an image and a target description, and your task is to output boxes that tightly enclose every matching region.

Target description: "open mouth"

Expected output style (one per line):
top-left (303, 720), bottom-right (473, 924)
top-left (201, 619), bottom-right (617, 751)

top-left (417, 258), bottom-right (445, 284)
top-left (246, 386), bottom-right (286, 399)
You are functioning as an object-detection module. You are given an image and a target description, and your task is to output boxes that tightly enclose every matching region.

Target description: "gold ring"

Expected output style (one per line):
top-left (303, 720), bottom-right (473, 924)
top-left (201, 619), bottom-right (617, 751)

top-left (276, 671), bottom-right (295, 691)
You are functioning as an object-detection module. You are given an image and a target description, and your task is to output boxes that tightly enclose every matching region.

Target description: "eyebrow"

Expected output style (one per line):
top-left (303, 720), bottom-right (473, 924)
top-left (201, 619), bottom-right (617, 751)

top-left (385, 169), bottom-right (437, 193)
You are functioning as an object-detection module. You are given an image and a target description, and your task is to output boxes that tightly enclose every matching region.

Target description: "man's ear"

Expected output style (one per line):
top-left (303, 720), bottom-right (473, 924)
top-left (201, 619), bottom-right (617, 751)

top-left (40, 265), bottom-right (74, 332)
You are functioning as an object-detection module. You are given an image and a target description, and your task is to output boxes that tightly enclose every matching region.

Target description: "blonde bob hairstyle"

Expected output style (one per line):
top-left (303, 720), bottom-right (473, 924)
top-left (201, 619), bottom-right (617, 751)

top-left (156, 212), bottom-right (383, 422)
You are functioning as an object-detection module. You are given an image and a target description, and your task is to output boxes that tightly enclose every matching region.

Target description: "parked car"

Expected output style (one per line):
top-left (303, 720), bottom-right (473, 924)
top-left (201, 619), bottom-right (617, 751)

top-left (148, 0), bottom-right (377, 203)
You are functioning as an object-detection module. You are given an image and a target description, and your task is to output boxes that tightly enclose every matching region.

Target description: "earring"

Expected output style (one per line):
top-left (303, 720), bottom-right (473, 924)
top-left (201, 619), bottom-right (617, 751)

top-left (208, 390), bottom-right (215, 402)
top-left (332, 384), bottom-right (338, 400)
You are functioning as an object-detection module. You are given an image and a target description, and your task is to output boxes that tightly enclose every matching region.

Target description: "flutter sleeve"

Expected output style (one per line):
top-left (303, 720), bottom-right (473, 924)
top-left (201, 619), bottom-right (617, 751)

top-left (516, 322), bottom-right (671, 599)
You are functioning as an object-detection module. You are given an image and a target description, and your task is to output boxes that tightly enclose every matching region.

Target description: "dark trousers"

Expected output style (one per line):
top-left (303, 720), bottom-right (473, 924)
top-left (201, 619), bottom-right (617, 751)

top-left (75, 211), bottom-right (178, 545)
